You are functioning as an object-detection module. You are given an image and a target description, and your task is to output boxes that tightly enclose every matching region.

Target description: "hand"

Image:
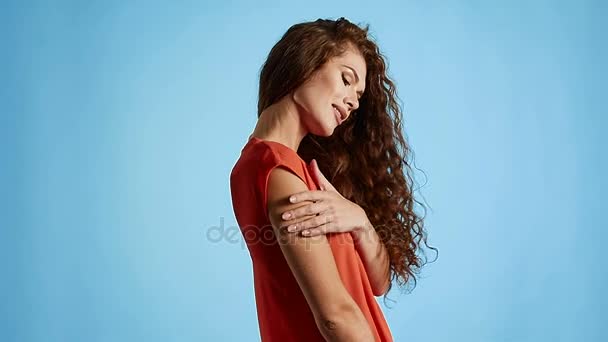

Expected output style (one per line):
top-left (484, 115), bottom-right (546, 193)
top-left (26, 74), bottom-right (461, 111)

top-left (280, 159), bottom-right (368, 237)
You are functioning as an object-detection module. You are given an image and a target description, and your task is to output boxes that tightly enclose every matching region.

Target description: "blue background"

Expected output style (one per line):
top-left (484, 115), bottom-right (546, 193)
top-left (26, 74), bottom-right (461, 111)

top-left (2, 0), bottom-right (606, 341)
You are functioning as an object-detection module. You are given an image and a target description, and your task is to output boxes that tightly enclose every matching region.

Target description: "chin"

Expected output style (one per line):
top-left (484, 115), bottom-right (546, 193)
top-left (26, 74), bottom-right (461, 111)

top-left (324, 123), bottom-right (340, 137)
top-left (308, 117), bottom-right (338, 137)
top-left (312, 129), bottom-right (334, 138)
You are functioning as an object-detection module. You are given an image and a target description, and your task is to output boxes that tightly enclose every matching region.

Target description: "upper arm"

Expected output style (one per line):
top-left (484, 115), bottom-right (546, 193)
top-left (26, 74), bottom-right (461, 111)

top-left (266, 166), bottom-right (357, 321)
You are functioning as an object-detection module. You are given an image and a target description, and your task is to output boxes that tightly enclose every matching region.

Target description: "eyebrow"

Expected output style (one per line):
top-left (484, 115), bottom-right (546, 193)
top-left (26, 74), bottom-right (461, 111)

top-left (341, 64), bottom-right (364, 99)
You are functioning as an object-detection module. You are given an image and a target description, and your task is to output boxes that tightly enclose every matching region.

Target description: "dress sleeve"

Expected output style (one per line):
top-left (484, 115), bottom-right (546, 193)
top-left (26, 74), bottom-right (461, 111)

top-left (256, 145), bottom-right (309, 223)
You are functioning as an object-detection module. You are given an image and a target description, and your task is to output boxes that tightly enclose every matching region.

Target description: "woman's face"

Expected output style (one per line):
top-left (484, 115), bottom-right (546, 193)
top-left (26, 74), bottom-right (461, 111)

top-left (293, 47), bottom-right (366, 136)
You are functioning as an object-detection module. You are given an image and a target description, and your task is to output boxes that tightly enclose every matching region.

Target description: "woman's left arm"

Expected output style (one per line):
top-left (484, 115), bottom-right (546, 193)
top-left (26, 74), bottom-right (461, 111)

top-left (350, 216), bottom-right (391, 297)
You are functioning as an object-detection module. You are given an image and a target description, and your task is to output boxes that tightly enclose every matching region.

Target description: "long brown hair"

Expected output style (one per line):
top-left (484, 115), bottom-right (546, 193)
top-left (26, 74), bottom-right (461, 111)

top-left (257, 17), bottom-right (438, 302)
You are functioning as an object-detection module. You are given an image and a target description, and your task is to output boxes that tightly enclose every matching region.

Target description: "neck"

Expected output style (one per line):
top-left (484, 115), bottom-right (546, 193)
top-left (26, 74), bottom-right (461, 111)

top-left (249, 93), bottom-right (308, 151)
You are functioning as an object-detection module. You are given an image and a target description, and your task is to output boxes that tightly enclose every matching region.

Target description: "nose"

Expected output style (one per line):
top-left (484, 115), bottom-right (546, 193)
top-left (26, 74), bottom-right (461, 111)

top-left (345, 97), bottom-right (359, 113)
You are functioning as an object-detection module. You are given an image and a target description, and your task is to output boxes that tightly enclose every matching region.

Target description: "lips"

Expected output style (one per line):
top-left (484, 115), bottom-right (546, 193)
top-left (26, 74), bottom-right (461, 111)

top-left (332, 105), bottom-right (347, 124)
top-left (333, 106), bottom-right (341, 124)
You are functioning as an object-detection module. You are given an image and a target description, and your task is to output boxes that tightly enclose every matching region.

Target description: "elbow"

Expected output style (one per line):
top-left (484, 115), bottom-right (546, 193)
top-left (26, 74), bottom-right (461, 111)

top-left (372, 279), bottom-right (390, 297)
top-left (372, 288), bottom-right (385, 297)
top-left (316, 303), bottom-right (374, 341)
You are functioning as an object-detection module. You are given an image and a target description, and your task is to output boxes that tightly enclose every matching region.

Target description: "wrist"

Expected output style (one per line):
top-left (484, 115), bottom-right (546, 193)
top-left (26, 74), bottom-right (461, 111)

top-left (351, 212), bottom-right (372, 243)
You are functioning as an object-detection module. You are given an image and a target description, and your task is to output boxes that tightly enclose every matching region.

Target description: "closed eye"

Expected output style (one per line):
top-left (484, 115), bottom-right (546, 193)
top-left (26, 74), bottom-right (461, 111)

top-left (342, 74), bottom-right (351, 86)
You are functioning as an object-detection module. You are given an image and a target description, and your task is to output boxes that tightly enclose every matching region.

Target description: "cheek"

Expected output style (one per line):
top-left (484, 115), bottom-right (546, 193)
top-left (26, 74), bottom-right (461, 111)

top-left (294, 84), bottom-right (326, 114)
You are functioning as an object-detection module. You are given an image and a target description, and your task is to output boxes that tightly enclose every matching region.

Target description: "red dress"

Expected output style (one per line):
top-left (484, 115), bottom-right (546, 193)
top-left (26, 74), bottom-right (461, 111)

top-left (230, 136), bottom-right (393, 341)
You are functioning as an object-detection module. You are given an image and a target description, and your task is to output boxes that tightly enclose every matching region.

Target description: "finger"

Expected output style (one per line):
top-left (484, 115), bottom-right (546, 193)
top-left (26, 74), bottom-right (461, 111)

top-left (287, 214), bottom-right (334, 233)
top-left (289, 190), bottom-right (328, 204)
top-left (278, 216), bottom-right (311, 230)
top-left (301, 223), bottom-right (332, 237)
top-left (279, 212), bottom-right (325, 230)
top-left (308, 159), bottom-right (326, 191)
top-left (310, 159), bottom-right (330, 191)
top-left (311, 159), bottom-right (338, 192)
top-left (281, 201), bottom-right (327, 221)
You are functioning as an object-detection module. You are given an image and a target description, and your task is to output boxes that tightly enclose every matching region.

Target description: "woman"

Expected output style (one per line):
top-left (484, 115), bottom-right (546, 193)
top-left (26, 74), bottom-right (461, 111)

top-left (230, 17), bottom-right (436, 341)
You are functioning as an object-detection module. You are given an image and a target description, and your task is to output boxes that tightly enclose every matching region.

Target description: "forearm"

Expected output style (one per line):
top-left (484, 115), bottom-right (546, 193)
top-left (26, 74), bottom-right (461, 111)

top-left (351, 216), bottom-right (391, 296)
top-left (318, 304), bottom-right (375, 342)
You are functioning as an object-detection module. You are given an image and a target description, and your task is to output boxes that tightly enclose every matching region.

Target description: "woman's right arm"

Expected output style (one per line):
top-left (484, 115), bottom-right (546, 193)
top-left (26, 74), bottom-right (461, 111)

top-left (266, 166), bottom-right (375, 342)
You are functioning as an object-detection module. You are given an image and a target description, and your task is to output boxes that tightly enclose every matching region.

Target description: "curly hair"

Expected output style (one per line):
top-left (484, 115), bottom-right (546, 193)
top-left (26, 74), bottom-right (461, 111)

top-left (257, 17), bottom-right (438, 302)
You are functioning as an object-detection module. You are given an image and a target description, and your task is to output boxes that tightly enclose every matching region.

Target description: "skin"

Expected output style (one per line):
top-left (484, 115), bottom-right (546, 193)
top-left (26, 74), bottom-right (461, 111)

top-left (250, 44), bottom-right (365, 150)
top-left (252, 45), bottom-right (390, 295)
top-left (282, 159), bottom-right (391, 297)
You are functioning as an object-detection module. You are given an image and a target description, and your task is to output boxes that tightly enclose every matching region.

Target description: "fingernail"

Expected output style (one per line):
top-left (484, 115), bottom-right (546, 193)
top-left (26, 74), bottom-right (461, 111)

top-left (289, 196), bottom-right (296, 203)
top-left (282, 212), bottom-right (291, 219)
top-left (302, 230), bottom-right (310, 236)
top-left (288, 225), bottom-right (296, 232)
